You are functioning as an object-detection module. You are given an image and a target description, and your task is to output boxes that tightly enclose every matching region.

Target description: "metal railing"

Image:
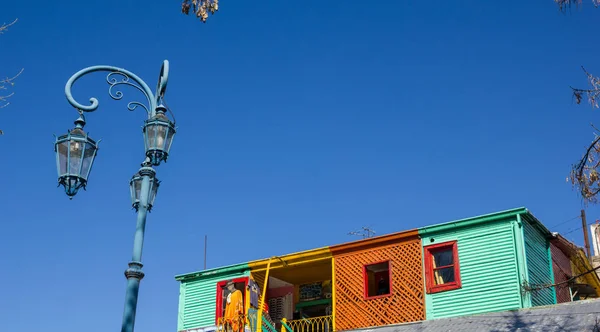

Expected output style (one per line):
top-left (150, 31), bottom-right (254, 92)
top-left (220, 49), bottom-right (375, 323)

top-left (217, 315), bottom-right (248, 332)
top-left (280, 316), bottom-right (333, 332)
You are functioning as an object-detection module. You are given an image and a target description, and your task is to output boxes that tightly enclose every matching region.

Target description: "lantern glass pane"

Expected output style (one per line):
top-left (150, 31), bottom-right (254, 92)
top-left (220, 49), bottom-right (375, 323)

top-left (145, 124), bottom-right (158, 149)
top-left (149, 180), bottom-right (159, 206)
top-left (155, 124), bottom-right (167, 150)
top-left (57, 141), bottom-right (69, 176)
top-left (164, 127), bottom-right (175, 153)
top-left (81, 142), bottom-right (97, 180)
top-left (132, 178), bottom-right (142, 205)
top-left (69, 140), bottom-right (84, 176)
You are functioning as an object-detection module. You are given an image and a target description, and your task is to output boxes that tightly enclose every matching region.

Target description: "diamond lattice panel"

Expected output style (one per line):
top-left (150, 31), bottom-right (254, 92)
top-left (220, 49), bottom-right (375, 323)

top-left (334, 239), bottom-right (425, 330)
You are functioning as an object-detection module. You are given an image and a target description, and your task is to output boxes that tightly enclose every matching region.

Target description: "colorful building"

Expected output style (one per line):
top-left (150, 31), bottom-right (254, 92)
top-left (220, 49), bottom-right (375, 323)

top-left (550, 233), bottom-right (600, 303)
top-left (419, 207), bottom-right (555, 319)
top-left (174, 207), bottom-right (595, 332)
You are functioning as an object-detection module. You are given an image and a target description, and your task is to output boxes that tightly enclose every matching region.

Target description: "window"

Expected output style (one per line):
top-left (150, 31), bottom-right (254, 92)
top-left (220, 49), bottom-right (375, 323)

top-left (215, 277), bottom-right (248, 324)
top-left (424, 241), bottom-right (461, 294)
top-left (363, 261), bottom-right (392, 299)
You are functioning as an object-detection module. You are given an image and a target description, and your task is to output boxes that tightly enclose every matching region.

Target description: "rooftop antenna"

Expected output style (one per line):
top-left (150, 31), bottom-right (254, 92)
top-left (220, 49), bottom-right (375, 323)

top-left (204, 235), bottom-right (207, 270)
top-left (348, 227), bottom-right (376, 239)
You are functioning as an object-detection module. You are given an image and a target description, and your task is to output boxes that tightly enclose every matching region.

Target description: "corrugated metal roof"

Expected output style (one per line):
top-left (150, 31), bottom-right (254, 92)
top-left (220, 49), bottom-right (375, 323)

top-left (418, 207), bottom-right (552, 238)
top-left (349, 298), bottom-right (600, 332)
top-left (175, 262), bottom-right (249, 281)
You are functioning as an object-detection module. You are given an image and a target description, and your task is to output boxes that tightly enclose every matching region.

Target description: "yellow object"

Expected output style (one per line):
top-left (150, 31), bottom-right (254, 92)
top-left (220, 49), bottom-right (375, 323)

top-left (248, 249), bottom-right (336, 332)
top-left (248, 248), bottom-right (332, 286)
top-left (332, 257), bottom-right (336, 331)
top-left (256, 258), bottom-right (273, 332)
top-left (285, 315), bottom-right (333, 332)
top-left (224, 289), bottom-right (244, 331)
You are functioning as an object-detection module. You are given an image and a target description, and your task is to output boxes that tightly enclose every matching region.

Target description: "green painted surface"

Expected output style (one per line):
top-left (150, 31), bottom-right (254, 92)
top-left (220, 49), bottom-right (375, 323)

top-left (420, 216), bottom-right (523, 319)
top-left (522, 219), bottom-right (555, 307)
top-left (418, 207), bottom-right (529, 236)
top-left (176, 263), bottom-right (250, 331)
top-left (515, 214), bottom-right (531, 308)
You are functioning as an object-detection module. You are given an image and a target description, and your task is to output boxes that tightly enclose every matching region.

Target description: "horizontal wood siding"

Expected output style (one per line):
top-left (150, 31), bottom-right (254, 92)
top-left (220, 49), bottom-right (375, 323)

top-left (523, 220), bottom-right (555, 307)
top-left (423, 219), bottom-right (522, 319)
top-left (178, 269), bottom-right (250, 331)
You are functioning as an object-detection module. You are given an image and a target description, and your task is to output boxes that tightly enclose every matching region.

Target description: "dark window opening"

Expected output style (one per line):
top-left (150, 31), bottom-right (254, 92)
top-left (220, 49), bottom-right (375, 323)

top-left (363, 261), bottom-right (391, 298)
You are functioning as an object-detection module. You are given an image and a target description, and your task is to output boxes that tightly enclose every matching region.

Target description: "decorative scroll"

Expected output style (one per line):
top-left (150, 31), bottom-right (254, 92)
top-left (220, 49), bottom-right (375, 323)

top-left (64, 60), bottom-right (169, 119)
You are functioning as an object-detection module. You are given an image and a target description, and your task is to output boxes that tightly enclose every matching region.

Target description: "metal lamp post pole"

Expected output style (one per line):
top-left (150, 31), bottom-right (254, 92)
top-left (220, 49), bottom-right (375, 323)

top-left (59, 60), bottom-right (175, 332)
top-left (122, 165), bottom-right (154, 332)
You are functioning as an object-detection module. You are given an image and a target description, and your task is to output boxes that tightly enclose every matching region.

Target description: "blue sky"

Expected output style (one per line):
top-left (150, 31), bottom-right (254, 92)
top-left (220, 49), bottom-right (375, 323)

top-left (1, 0), bottom-right (600, 331)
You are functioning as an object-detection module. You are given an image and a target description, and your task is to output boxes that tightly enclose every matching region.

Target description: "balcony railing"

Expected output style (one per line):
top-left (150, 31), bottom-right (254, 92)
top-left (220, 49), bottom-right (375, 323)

top-left (280, 316), bottom-right (333, 332)
top-left (215, 311), bottom-right (333, 332)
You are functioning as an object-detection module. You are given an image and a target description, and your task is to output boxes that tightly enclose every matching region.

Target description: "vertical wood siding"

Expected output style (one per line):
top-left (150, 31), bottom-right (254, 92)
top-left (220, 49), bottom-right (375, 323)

top-left (550, 242), bottom-right (573, 303)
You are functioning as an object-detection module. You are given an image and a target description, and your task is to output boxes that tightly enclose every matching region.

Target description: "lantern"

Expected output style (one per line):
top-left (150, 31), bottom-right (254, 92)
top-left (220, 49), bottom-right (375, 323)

top-left (143, 105), bottom-right (176, 166)
top-left (54, 114), bottom-right (99, 198)
top-left (129, 167), bottom-right (160, 211)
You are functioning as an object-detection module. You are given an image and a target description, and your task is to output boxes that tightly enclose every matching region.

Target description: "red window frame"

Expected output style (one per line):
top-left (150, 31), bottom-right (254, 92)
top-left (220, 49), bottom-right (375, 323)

top-left (424, 240), bottom-right (461, 294)
top-left (215, 277), bottom-right (249, 324)
top-left (362, 260), bottom-right (393, 300)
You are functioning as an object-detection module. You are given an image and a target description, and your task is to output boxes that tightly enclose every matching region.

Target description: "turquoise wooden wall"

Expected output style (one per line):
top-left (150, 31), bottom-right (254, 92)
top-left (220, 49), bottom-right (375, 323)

top-left (522, 218), bottom-right (556, 307)
top-left (176, 264), bottom-right (251, 331)
top-left (420, 216), bottom-right (524, 319)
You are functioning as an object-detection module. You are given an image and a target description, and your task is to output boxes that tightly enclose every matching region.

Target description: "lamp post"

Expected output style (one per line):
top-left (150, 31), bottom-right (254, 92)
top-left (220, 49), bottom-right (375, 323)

top-left (54, 60), bottom-right (176, 332)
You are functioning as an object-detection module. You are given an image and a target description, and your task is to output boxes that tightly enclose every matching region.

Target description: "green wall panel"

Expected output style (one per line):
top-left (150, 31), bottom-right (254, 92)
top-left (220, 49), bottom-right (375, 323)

top-left (177, 265), bottom-right (250, 331)
top-left (523, 220), bottom-right (555, 307)
top-left (421, 218), bottom-right (523, 319)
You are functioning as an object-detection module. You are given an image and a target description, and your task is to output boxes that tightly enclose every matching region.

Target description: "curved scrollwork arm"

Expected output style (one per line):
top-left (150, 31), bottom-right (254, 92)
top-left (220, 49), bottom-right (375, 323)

top-left (64, 60), bottom-right (169, 118)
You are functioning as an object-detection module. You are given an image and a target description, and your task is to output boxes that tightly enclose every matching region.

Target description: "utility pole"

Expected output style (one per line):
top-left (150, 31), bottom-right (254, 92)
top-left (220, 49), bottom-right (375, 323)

top-left (204, 235), bottom-right (208, 270)
top-left (582, 210), bottom-right (592, 259)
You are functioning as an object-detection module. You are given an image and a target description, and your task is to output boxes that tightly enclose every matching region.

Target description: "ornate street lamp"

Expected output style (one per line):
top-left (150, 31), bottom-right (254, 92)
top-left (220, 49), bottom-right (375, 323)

top-left (54, 113), bottom-right (99, 198)
top-left (54, 60), bottom-right (176, 332)
top-left (129, 167), bottom-right (160, 211)
top-left (143, 105), bottom-right (176, 166)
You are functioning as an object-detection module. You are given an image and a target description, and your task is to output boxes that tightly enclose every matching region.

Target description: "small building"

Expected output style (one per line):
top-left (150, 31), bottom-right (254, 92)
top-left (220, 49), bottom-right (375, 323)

top-left (418, 207), bottom-right (556, 320)
top-left (550, 233), bottom-right (600, 303)
top-left (175, 207), bottom-right (584, 331)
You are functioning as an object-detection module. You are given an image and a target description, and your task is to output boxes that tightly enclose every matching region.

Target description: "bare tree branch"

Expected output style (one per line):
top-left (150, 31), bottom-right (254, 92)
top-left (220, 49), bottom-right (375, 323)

top-left (555, 0), bottom-right (599, 12)
top-left (181, 0), bottom-right (219, 23)
top-left (0, 18), bottom-right (17, 34)
top-left (0, 68), bottom-right (24, 109)
top-left (0, 18), bottom-right (22, 134)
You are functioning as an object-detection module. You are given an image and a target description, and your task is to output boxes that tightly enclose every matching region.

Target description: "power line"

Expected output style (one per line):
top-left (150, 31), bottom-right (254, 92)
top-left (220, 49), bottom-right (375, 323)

top-left (550, 215), bottom-right (581, 229)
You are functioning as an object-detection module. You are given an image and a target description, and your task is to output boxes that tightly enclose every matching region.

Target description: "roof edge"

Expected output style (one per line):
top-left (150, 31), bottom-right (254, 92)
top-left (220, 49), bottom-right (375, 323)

top-left (418, 207), bottom-right (529, 236)
top-left (174, 262), bottom-right (249, 282)
top-left (329, 229), bottom-right (419, 256)
top-left (520, 211), bottom-right (553, 238)
top-left (247, 247), bottom-right (332, 271)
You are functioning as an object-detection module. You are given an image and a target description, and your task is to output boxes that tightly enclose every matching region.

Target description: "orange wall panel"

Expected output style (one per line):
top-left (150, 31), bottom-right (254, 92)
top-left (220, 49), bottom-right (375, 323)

top-left (333, 238), bottom-right (424, 330)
